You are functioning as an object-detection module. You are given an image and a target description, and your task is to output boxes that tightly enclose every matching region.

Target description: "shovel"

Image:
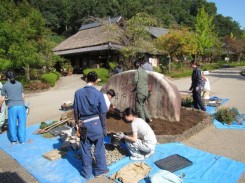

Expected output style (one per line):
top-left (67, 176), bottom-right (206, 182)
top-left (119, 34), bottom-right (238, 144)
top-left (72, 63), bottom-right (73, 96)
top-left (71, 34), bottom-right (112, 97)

top-left (34, 118), bottom-right (70, 135)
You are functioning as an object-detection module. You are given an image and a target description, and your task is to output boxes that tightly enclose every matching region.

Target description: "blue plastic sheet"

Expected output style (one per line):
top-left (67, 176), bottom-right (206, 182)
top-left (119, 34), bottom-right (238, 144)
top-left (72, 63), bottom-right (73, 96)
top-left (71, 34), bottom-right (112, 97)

top-left (213, 116), bottom-right (245, 129)
top-left (205, 96), bottom-right (245, 129)
top-left (1, 125), bottom-right (245, 183)
top-left (109, 143), bottom-right (245, 183)
top-left (206, 96), bottom-right (229, 115)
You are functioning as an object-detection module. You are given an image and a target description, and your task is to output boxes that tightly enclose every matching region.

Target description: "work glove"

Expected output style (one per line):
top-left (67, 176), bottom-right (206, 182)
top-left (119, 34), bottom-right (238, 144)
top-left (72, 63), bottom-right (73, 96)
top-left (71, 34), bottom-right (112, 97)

top-left (114, 132), bottom-right (125, 140)
top-left (103, 128), bottom-right (107, 136)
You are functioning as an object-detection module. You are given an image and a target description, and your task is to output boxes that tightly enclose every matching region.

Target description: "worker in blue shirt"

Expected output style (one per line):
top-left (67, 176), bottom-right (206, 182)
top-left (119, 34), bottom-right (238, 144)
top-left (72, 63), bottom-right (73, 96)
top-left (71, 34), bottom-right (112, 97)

top-left (73, 71), bottom-right (109, 179)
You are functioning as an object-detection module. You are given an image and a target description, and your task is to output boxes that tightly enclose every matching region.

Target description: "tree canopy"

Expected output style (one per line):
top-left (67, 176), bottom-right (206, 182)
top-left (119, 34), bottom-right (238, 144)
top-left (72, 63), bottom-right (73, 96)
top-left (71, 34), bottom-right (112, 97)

top-left (27, 0), bottom-right (243, 38)
top-left (0, 0), bottom-right (62, 80)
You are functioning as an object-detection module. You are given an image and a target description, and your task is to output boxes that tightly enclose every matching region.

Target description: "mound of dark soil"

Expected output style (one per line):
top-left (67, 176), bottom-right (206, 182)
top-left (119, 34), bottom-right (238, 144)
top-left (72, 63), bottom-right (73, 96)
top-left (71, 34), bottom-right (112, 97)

top-left (106, 107), bottom-right (207, 135)
top-left (67, 107), bottom-right (208, 136)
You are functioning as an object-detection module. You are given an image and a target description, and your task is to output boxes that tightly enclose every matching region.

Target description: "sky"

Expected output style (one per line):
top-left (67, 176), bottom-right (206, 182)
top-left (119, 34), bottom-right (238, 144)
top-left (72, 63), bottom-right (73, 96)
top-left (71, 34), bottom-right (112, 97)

top-left (207, 0), bottom-right (245, 29)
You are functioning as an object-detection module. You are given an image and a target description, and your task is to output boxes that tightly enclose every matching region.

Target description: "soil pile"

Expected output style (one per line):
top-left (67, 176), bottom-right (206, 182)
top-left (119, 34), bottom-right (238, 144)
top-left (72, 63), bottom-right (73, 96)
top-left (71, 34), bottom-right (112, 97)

top-left (67, 107), bottom-right (208, 136)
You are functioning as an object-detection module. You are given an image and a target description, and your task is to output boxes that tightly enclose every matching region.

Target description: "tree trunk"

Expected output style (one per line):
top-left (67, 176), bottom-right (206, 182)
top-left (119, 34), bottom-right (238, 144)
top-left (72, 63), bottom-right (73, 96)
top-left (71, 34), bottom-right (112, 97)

top-left (24, 65), bottom-right (30, 81)
top-left (238, 52), bottom-right (242, 62)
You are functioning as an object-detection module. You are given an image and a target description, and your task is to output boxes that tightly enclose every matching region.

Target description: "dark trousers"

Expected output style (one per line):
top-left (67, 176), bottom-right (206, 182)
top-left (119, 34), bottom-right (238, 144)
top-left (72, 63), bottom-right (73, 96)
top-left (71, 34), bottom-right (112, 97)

top-left (80, 119), bottom-right (107, 179)
top-left (193, 87), bottom-right (206, 111)
top-left (136, 93), bottom-right (151, 121)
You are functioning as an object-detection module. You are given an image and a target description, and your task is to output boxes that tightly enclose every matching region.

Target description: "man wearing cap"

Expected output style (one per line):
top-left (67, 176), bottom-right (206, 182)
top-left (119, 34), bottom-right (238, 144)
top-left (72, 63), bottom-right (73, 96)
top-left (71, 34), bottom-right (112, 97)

top-left (73, 71), bottom-right (109, 179)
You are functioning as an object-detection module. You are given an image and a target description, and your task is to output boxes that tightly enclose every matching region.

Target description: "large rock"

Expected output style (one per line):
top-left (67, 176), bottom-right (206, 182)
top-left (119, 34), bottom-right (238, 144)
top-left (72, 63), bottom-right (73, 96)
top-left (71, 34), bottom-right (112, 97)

top-left (101, 70), bottom-right (181, 122)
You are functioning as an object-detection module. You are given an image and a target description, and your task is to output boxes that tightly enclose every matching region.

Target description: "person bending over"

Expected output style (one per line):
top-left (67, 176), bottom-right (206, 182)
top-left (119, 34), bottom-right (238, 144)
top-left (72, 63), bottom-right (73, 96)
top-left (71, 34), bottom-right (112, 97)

top-left (115, 107), bottom-right (157, 161)
top-left (103, 89), bottom-right (116, 110)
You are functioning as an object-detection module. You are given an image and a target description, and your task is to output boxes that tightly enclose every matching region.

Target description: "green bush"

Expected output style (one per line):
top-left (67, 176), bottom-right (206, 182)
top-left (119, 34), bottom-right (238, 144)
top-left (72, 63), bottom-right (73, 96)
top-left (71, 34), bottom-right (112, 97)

top-left (109, 62), bottom-right (117, 70)
top-left (181, 96), bottom-right (193, 107)
top-left (83, 68), bottom-right (109, 84)
top-left (52, 71), bottom-right (61, 80)
top-left (41, 72), bottom-right (58, 87)
top-left (153, 66), bottom-right (161, 73)
top-left (213, 107), bottom-right (239, 125)
top-left (170, 70), bottom-right (193, 78)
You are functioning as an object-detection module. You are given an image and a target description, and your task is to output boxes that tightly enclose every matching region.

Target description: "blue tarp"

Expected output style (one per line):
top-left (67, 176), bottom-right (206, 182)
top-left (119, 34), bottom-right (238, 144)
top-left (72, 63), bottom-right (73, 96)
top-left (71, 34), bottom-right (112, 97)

top-left (213, 116), bottom-right (245, 129)
top-left (0, 124), bottom-right (245, 183)
top-left (109, 143), bottom-right (245, 183)
top-left (205, 96), bottom-right (245, 129)
top-left (205, 96), bottom-right (229, 115)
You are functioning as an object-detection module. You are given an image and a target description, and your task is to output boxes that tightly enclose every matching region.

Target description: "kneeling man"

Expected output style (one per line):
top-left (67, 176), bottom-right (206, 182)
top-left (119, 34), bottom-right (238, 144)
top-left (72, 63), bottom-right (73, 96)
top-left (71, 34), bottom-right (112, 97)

top-left (115, 107), bottom-right (157, 160)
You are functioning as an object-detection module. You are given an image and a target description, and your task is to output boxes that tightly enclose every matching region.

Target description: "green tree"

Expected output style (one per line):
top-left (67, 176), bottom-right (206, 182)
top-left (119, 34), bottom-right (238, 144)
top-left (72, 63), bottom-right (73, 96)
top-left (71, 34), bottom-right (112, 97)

top-left (119, 13), bottom-right (159, 66)
top-left (154, 28), bottom-right (198, 63)
top-left (0, 0), bottom-right (62, 81)
top-left (214, 14), bottom-right (242, 38)
top-left (195, 6), bottom-right (220, 61)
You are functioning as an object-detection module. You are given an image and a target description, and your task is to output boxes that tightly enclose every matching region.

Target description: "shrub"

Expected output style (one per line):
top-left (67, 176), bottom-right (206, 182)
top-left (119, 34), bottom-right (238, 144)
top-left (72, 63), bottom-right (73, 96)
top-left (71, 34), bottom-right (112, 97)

top-left (83, 68), bottom-right (109, 84)
top-left (153, 66), bottom-right (161, 73)
top-left (51, 71), bottom-right (61, 80)
top-left (181, 96), bottom-right (193, 107)
top-left (41, 72), bottom-right (58, 87)
top-left (213, 107), bottom-right (239, 125)
top-left (24, 80), bottom-right (49, 91)
top-left (109, 62), bottom-right (117, 70)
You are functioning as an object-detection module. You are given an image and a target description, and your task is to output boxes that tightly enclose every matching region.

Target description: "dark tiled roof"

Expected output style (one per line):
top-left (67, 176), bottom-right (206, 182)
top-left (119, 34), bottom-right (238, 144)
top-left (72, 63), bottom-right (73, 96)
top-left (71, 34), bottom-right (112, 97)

top-left (79, 16), bottom-right (122, 31)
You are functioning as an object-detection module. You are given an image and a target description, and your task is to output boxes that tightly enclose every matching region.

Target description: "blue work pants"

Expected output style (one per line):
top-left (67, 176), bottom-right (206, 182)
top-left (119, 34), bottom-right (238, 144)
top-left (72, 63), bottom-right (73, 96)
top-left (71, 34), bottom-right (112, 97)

top-left (8, 105), bottom-right (27, 143)
top-left (80, 119), bottom-right (107, 179)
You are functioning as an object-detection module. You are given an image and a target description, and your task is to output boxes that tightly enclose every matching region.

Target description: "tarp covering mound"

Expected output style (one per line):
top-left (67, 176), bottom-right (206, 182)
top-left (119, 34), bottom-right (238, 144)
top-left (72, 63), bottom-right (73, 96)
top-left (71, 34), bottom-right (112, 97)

top-left (0, 124), bottom-right (245, 183)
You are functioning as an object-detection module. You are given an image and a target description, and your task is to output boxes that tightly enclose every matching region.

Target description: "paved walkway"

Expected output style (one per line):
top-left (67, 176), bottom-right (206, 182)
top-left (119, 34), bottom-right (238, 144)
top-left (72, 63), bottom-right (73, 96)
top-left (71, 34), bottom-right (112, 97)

top-left (0, 67), bottom-right (245, 182)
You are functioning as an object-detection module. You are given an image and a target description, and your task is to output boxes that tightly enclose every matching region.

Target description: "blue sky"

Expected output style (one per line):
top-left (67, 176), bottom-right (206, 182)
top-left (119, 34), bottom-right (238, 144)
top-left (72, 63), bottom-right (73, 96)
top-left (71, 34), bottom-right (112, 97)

top-left (207, 0), bottom-right (245, 29)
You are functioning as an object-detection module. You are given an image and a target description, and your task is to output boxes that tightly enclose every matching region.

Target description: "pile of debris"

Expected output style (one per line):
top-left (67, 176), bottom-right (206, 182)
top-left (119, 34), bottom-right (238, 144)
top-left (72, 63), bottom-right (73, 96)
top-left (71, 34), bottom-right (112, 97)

top-left (36, 117), bottom-right (127, 164)
top-left (61, 101), bottom-right (73, 111)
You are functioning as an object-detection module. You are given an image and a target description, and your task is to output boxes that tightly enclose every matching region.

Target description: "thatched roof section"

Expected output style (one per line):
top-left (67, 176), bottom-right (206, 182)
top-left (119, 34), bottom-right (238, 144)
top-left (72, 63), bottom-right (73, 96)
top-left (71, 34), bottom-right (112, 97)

top-left (53, 25), bottom-right (124, 55)
top-left (147, 27), bottom-right (169, 38)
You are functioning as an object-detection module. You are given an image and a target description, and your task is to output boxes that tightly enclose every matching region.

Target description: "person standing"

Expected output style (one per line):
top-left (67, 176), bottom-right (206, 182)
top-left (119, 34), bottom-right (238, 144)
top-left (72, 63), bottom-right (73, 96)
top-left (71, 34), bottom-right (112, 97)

top-left (114, 61), bottom-right (123, 74)
top-left (0, 80), bottom-right (6, 133)
top-left (189, 61), bottom-right (206, 111)
top-left (133, 60), bottom-right (152, 122)
top-left (115, 107), bottom-right (157, 160)
top-left (0, 71), bottom-right (27, 144)
top-left (141, 59), bottom-right (153, 71)
top-left (73, 71), bottom-right (109, 179)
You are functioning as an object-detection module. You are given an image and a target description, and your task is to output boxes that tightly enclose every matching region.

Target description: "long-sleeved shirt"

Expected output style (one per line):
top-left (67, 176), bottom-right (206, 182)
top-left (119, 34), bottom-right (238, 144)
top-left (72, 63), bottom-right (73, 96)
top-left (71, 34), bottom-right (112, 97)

top-left (73, 85), bottom-right (108, 128)
top-left (134, 67), bottom-right (148, 96)
top-left (191, 67), bottom-right (203, 89)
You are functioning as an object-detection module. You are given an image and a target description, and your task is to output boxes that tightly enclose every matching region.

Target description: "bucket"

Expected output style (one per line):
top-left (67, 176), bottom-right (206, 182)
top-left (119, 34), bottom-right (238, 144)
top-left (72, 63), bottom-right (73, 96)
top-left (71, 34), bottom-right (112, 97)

top-left (108, 132), bottom-right (121, 146)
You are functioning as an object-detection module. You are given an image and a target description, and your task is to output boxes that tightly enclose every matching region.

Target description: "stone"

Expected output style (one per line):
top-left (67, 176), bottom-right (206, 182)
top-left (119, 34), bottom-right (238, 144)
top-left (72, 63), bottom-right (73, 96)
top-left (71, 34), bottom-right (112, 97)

top-left (60, 134), bottom-right (68, 143)
top-left (42, 149), bottom-right (66, 161)
top-left (60, 141), bottom-right (70, 151)
top-left (101, 70), bottom-right (181, 121)
top-left (70, 142), bottom-right (80, 151)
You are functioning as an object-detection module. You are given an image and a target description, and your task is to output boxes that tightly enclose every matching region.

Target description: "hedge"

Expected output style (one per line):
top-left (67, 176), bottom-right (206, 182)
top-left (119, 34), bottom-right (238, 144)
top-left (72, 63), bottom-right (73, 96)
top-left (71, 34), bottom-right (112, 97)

top-left (83, 68), bottom-right (109, 82)
top-left (41, 72), bottom-right (59, 87)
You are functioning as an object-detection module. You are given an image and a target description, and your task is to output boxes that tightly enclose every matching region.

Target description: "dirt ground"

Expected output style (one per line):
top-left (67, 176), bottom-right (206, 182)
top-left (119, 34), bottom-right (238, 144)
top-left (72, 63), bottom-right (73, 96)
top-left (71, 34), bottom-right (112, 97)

top-left (67, 107), bottom-right (207, 136)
